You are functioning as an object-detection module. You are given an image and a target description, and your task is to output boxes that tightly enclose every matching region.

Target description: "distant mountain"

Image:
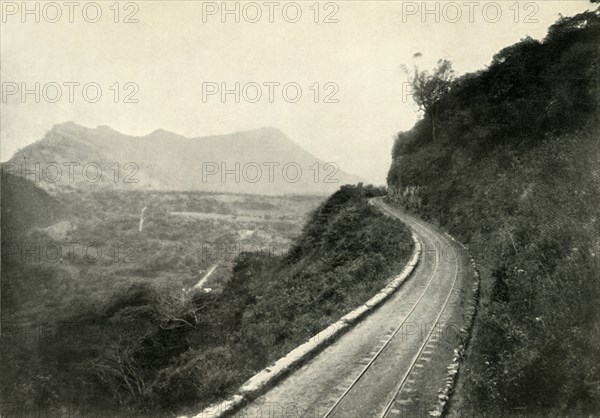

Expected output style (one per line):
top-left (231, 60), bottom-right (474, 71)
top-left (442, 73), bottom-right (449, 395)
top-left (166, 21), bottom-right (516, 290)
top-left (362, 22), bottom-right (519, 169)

top-left (7, 123), bottom-right (363, 195)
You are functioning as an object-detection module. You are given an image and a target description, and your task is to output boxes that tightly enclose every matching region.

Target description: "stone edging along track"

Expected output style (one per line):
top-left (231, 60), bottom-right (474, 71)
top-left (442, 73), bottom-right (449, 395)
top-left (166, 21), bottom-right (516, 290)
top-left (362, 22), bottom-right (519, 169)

top-left (428, 232), bottom-right (481, 418)
top-left (178, 232), bottom-right (422, 418)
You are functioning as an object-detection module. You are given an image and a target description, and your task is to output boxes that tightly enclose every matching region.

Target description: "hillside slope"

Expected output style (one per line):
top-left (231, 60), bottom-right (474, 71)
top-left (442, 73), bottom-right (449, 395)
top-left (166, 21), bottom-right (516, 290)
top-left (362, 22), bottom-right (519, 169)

top-left (387, 10), bottom-right (600, 415)
top-left (0, 170), bottom-right (64, 235)
top-left (0, 184), bottom-right (413, 416)
top-left (7, 123), bottom-right (362, 195)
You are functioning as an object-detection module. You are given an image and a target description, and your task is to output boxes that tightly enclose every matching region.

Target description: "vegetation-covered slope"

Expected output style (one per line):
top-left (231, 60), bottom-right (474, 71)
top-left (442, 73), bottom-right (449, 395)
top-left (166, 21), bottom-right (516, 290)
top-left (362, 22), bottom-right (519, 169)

top-left (1, 184), bottom-right (413, 416)
top-left (1, 170), bottom-right (63, 234)
top-left (387, 10), bottom-right (600, 415)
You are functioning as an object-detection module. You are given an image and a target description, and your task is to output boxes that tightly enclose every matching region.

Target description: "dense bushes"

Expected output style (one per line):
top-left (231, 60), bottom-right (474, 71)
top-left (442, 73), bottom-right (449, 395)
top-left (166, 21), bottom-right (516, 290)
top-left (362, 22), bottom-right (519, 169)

top-left (387, 10), bottom-right (600, 415)
top-left (222, 184), bottom-right (412, 353)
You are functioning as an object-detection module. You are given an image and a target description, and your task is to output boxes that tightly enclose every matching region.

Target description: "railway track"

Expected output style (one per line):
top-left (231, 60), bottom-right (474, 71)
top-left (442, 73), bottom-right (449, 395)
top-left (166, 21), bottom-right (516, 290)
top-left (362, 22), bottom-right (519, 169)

top-left (236, 198), bottom-right (467, 418)
top-left (322, 201), bottom-right (460, 418)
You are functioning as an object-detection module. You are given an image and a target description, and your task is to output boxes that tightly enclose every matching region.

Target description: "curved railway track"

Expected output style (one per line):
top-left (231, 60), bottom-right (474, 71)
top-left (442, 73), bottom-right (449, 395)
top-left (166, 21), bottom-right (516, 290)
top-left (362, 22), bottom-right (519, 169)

top-left (235, 198), bottom-right (467, 418)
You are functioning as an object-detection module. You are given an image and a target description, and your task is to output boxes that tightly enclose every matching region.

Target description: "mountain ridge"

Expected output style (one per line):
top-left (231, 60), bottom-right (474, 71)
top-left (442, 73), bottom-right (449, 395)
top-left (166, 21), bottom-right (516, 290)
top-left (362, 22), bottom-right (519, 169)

top-left (9, 123), bottom-right (362, 195)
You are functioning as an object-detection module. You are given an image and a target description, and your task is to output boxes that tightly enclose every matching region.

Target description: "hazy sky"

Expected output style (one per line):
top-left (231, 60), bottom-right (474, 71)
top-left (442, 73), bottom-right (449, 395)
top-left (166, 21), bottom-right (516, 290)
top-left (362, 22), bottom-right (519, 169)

top-left (1, 0), bottom-right (594, 184)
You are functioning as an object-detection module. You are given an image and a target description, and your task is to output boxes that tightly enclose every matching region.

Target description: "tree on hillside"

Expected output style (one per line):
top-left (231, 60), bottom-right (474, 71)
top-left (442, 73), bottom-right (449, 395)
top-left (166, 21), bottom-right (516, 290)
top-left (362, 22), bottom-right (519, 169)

top-left (411, 59), bottom-right (455, 141)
